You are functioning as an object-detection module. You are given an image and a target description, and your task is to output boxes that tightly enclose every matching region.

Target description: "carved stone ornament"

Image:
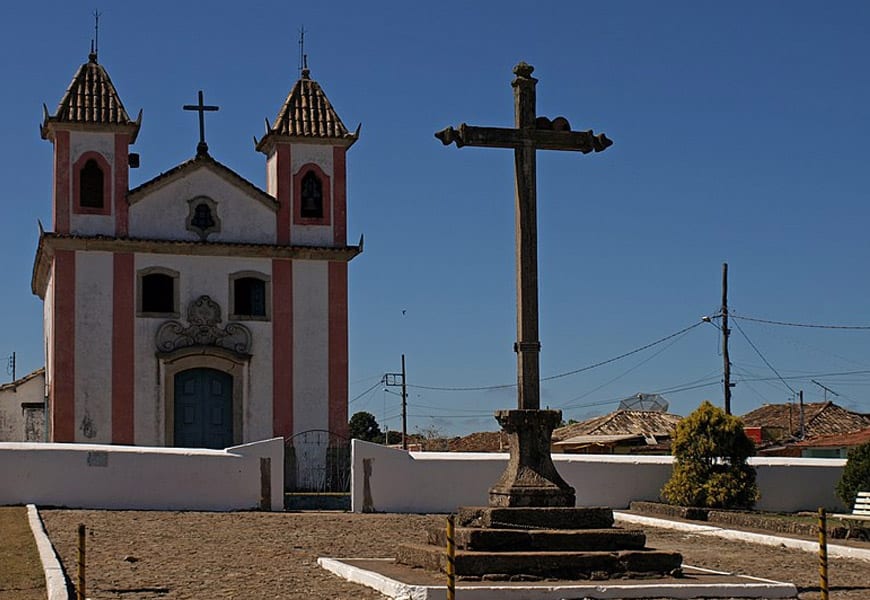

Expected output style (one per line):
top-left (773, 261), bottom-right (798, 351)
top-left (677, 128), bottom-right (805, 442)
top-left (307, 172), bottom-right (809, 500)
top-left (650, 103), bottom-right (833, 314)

top-left (186, 195), bottom-right (221, 240)
top-left (156, 295), bottom-right (251, 355)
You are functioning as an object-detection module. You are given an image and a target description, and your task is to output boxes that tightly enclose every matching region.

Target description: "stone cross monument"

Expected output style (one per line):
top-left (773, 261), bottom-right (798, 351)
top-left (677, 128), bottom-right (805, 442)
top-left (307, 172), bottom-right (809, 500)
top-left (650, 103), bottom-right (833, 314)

top-left (436, 62), bottom-right (612, 507)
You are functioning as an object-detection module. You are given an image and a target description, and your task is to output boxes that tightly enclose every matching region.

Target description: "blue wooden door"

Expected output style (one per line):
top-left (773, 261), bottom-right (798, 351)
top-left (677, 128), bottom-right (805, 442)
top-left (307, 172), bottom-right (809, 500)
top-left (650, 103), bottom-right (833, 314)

top-left (174, 368), bottom-right (233, 449)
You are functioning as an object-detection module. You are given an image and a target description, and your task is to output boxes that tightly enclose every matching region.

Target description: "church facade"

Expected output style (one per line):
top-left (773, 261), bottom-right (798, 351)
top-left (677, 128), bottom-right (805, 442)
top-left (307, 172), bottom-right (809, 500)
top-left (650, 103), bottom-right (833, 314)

top-left (32, 50), bottom-right (359, 448)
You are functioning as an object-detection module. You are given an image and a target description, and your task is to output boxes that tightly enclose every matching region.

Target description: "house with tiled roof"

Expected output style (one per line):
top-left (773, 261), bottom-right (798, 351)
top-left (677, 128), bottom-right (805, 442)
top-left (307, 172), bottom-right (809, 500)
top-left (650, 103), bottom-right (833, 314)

top-left (551, 410), bottom-right (682, 454)
top-left (740, 401), bottom-right (870, 445)
top-left (33, 48), bottom-right (361, 459)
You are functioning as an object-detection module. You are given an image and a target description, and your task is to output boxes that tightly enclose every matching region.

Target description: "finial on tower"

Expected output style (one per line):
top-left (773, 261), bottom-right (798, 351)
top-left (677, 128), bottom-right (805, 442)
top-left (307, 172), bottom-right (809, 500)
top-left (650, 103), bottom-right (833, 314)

top-left (298, 26), bottom-right (311, 79)
top-left (89, 9), bottom-right (102, 62)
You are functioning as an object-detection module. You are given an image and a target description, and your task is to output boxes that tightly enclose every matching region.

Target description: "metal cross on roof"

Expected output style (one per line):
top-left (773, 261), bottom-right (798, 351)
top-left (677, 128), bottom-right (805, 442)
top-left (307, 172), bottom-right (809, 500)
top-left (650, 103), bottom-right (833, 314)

top-left (183, 90), bottom-right (219, 156)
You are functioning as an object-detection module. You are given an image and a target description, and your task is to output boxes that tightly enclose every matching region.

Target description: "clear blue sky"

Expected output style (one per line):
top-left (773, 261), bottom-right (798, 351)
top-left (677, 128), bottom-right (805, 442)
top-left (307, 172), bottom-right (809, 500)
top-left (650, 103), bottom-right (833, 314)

top-left (2, 2), bottom-right (869, 437)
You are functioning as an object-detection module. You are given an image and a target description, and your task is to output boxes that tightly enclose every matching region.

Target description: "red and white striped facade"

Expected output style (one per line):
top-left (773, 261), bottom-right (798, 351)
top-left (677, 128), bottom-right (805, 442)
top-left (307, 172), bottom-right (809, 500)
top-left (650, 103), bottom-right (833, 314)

top-left (33, 55), bottom-right (359, 446)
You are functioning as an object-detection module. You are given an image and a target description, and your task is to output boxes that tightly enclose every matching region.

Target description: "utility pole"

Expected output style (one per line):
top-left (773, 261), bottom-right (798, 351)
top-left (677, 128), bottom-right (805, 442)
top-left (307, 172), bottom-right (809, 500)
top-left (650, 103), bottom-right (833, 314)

top-left (798, 390), bottom-right (805, 439)
top-left (721, 263), bottom-right (732, 415)
top-left (385, 356), bottom-right (409, 450)
top-left (6, 352), bottom-right (15, 382)
top-left (401, 354), bottom-right (408, 451)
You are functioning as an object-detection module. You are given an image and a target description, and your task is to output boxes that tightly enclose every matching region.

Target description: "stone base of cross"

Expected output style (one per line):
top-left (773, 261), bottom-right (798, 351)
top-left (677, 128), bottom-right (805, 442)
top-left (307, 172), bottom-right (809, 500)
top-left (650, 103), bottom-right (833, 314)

top-left (488, 409), bottom-right (575, 507)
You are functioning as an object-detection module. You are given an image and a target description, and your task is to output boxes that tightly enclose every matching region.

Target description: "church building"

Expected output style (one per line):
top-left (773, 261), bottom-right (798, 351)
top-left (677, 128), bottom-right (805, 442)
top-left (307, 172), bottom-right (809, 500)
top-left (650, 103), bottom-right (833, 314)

top-left (32, 49), bottom-right (360, 448)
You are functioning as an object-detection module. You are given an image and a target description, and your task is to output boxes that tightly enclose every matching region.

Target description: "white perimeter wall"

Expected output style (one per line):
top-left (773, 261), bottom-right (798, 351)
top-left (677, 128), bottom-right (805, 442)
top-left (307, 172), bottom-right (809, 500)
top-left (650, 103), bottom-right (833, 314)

top-left (0, 438), bottom-right (283, 511)
top-left (351, 441), bottom-right (848, 514)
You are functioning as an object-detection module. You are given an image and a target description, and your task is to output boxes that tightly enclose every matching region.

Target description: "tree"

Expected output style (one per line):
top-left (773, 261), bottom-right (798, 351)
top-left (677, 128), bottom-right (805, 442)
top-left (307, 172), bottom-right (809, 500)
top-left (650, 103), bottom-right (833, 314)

top-left (662, 401), bottom-right (759, 509)
top-left (836, 441), bottom-right (870, 508)
top-left (348, 411), bottom-right (383, 443)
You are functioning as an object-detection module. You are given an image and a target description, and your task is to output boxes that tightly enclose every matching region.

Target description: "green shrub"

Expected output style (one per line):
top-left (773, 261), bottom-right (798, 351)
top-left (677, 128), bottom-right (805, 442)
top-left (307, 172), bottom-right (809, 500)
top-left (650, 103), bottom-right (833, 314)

top-left (662, 401), bottom-right (759, 509)
top-left (836, 441), bottom-right (870, 508)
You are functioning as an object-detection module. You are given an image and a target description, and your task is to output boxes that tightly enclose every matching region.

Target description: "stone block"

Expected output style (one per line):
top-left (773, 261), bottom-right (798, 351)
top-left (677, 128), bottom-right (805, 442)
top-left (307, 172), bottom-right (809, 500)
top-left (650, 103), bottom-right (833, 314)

top-left (456, 506), bottom-right (614, 530)
top-left (427, 525), bottom-right (647, 551)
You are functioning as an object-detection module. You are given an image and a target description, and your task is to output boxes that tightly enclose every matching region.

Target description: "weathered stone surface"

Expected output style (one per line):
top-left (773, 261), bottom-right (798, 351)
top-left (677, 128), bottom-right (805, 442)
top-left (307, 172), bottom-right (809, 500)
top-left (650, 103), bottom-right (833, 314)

top-left (456, 506), bottom-right (614, 530)
top-left (488, 409), bottom-right (575, 507)
top-left (396, 543), bottom-right (681, 578)
top-left (427, 526), bottom-right (646, 552)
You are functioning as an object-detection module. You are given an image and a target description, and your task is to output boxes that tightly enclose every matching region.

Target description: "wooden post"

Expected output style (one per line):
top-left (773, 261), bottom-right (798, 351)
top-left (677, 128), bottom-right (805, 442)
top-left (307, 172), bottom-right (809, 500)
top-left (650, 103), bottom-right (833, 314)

top-left (445, 514), bottom-right (456, 600)
top-left (722, 262), bottom-right (732, 415)
top-left (77, 523), bottom-right (85, 600)
top-left (818, 507), bottom-right (829, 600)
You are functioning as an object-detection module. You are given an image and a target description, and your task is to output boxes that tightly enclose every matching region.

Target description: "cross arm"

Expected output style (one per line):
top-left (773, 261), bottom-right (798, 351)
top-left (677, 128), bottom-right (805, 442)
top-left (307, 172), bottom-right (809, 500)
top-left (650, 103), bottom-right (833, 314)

top-left (435, 123), bottom-right (612, 153)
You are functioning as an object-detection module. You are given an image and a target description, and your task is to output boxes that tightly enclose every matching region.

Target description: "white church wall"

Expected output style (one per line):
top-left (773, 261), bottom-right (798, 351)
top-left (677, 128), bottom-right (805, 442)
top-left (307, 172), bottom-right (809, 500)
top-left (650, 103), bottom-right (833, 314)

top-left (74, 252), bottom-right (114, 443)
top-left (292, 260), bottom-right (330, 436)
top-left (43, 271), bottom-right (54, 440)
top-left (132, 254), bottom-right (274, 445)
top-left (128, 168), bottom-right (275, 244)
top-left (68, 131), bottom-right (116, 236)
top-left (0, 437), bottom-right (284, 511)
top-left (0, 372), bottom-right (45, 442)
top-left (266, 152), bottom-right (278, 197)
top-left (290, 144), bottom-right (334, 246)
top-left (350, 441), bottom-right (848, 514)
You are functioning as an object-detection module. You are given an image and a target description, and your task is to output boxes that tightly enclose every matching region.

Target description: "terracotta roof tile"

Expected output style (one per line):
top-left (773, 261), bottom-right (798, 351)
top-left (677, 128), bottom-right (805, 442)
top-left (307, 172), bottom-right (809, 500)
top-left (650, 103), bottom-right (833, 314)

top-left (42, 53), bottom-right (140, 138)
top-left (256, 69), bottom-right (357, 152)
top-left (740, 401), bottom-right (870, 439)
top-left (552, 410), bottom-right (682, 442)
top-left (792, 427), bottom-right (870, 448)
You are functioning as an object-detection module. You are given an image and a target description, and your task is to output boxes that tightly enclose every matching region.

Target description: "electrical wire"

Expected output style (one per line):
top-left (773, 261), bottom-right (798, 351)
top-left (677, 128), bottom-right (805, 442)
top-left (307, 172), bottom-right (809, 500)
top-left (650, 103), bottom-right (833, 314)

top-left (348, 378), bottom-right (384, 405)
top-left (407, 319), bottom-right (707, 392)
top-left (731, 319), bottom-right (796, 395)
top-left (731, 314), bottom-right (870, 330)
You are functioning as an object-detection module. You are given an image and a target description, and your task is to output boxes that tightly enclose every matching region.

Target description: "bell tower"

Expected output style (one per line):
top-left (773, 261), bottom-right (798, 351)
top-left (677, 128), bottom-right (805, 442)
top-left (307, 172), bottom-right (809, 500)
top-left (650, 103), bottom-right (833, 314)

top-left (255, 64), bottom-right (359, 440)
top-left (40, 49), bottom-right (141, 237)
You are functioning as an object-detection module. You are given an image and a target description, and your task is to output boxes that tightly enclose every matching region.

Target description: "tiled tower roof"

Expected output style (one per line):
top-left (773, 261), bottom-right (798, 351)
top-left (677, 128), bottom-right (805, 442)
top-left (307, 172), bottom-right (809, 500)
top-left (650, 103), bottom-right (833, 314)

top-left (41, 52), bottom-right (141, 140)
top-left (256, 68), bottom-right (358, 152)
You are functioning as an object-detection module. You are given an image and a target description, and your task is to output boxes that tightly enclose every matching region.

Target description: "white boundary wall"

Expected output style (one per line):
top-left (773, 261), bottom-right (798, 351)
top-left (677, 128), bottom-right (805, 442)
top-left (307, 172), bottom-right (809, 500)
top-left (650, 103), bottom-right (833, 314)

top-left (351, 440), bottom-right (847, 514)
top-left (0, 438), bottom-right (283, 511)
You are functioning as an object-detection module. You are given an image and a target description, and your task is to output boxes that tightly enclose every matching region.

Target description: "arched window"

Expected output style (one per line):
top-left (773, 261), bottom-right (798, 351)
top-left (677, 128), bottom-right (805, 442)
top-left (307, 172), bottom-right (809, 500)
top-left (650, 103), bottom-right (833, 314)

top-left (300, 171), bottom-right (323, 219)
top-left (141, 272), bottom-right (176, 314)
top-left (80, 159), bottom-right (104, 209)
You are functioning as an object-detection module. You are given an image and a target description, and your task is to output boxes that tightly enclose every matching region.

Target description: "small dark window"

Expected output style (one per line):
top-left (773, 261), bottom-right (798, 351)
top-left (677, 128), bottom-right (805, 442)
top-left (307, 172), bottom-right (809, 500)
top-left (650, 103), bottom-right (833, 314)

top-left (234, 277), bottom-right (266, 317)
top-left (191, 203), bottom-right (215, 231)
top-left (142, 273), bottom-right (175, 313)
top-left (80, 159), bottom-right (104, 209)
top-left (300, 171), bottom-right (323, 219)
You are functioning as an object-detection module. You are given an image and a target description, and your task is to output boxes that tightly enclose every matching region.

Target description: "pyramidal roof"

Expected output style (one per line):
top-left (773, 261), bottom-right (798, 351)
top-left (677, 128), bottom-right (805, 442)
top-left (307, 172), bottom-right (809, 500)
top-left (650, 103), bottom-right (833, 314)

top-left (41, 52), bottom-right (141, 140)
top-left (256, 67), bottom-right (357, 153)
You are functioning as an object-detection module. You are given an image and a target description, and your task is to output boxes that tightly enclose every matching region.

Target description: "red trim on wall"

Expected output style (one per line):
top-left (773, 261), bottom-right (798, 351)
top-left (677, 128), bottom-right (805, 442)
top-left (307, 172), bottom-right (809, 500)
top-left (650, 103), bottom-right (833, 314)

top-left (293, 163), bottom-right (332, 227)
top-left (52, 250), bottom-right (76, 441)
top-left (114, 134), bottom-right (130, 236)
top-left (332, 147), bottom-right (347, 246)
top-left (72, 151), bottom-right (113, 216)
top-left (328, 261), bottom-right (349, 438)
top-left (54, 130), bottom-right (71, 234)
top-left (112, 253), bottom-right (135, 443)
top-left (276, 146), bottom-right (292, 245)
top-left (272, 259), bottom-right (293, 437)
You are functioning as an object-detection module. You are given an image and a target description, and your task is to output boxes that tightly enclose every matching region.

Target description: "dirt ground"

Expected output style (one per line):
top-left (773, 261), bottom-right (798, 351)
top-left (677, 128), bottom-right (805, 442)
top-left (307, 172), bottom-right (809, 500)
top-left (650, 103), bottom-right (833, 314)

top-left (38, 510), bottom-right (870, 600)
top-left (0, 508), bottom-right (44, 600)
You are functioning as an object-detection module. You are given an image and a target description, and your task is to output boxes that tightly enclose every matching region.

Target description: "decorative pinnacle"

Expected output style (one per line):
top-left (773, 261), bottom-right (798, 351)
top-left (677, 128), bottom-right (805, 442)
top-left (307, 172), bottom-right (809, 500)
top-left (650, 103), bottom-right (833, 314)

top-left (513, 62), bottom-right (535, 78)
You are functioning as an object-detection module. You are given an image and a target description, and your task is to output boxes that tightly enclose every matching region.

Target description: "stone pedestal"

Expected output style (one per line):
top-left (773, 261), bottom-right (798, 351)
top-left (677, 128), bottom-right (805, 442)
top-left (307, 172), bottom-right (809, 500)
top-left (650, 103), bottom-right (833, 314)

top-left (488, 409), bottom-right (575, 507)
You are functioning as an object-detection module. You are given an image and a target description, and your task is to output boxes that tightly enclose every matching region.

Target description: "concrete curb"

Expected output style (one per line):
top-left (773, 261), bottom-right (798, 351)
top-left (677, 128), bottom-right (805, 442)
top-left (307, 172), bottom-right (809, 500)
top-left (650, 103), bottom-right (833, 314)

top-left (318, 558), bottom-right (797, 599)
top-left (615, 511), bottom-right (870, 562)
top-left (26, 505), bottom-right (70, 600)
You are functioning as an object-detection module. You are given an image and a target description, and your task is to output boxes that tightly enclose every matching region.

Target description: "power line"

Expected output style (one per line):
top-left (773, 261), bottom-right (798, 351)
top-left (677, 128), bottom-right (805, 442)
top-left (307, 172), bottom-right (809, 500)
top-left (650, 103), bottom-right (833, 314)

top-left (349, 378), bottom-right (384, 405)
top-left (731, 314), bottom-right (870, 330)
top-left (731, 319), bottom-right (796, 395)
top-left (407, 319), bottom-right (707, 392)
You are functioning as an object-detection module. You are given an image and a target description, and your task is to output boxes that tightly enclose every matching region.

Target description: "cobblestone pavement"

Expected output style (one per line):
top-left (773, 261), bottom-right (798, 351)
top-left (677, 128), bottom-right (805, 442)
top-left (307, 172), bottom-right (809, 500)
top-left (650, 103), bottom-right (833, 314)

top-left (40, 510), bottom-right (870, 600)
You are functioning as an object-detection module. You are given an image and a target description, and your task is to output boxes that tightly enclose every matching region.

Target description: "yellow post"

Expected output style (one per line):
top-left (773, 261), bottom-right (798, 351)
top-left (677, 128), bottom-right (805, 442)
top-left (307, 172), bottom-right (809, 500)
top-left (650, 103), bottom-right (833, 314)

top-left (77, 523), bottom-right (86, 600)
top-left (818, 507), bottom-right (828, 600)
top-left (446, 514), bottom-right (456, 600)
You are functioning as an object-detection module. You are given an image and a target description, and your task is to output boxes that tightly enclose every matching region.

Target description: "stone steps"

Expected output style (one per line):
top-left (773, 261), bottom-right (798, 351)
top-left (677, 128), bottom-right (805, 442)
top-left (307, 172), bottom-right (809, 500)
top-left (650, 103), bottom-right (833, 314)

top-left (396, 542), bottom-right (682, 579)
top-left (427, 525), bottom-right (647, 551)
top-left (456, 505), bottom-right (614, 529)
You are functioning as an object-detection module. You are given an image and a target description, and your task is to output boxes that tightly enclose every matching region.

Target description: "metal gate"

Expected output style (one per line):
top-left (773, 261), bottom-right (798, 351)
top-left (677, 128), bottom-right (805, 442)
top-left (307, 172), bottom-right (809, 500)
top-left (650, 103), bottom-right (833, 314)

top-left (284, 430), bottom-right (350, 493)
